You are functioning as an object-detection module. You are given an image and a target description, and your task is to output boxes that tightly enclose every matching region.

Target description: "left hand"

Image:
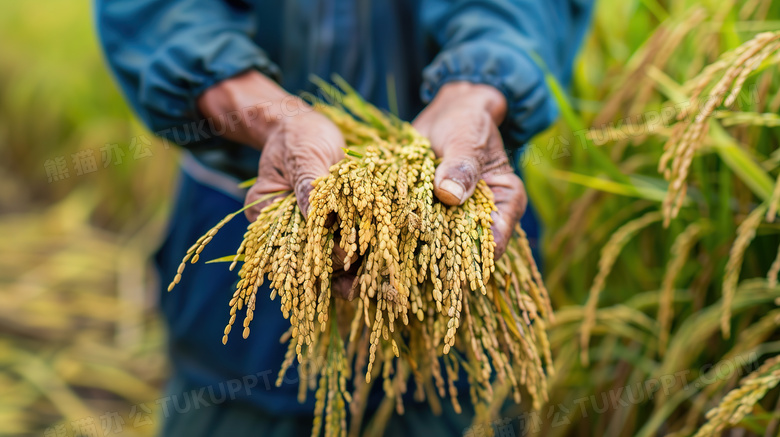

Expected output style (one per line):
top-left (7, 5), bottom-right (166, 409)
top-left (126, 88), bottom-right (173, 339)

top-left (413, 82), bottom-right (527, 258)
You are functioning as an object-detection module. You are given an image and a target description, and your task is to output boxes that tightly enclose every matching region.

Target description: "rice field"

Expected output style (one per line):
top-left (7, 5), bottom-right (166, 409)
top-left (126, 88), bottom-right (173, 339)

top-left (2, 0), bottom-right (780, 436)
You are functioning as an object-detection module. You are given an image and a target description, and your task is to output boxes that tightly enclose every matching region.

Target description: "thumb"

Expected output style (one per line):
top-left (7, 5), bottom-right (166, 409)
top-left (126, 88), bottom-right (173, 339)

top-left (244, 142), bottom-right (289, 223)
top-left (432, 112), bottom-right (492, 206)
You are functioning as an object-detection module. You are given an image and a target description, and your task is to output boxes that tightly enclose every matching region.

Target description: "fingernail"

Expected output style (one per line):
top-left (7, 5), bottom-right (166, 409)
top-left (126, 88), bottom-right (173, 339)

top-left (438, 180), bottom-right (465, 204)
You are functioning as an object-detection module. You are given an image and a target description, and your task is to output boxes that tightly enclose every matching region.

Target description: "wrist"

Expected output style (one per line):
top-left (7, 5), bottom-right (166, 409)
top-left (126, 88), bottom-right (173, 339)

top-left (434, 81), bottom-right (507, 125)
top-left (197, 70), bottom-right (296, 149)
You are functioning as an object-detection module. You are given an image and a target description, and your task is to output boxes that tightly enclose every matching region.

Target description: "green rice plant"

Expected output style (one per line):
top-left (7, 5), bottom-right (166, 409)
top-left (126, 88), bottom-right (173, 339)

top-left (693, 355), bottom-right (780, 437)
top-left (526, 1), bottom-right (780, 435)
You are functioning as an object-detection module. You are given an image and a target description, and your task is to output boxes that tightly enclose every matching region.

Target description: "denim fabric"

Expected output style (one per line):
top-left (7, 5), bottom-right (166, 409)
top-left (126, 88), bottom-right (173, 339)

top-left (96, 0), bottom-right (593, 180)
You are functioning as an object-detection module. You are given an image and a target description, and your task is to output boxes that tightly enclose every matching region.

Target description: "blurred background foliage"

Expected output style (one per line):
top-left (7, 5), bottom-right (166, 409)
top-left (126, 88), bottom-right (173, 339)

top-left (0, 1), bottom-right (175, 436)
top-left (524, 0), bottom-right (780, 435)
top-left (2, 0), bottom-right (780, 436)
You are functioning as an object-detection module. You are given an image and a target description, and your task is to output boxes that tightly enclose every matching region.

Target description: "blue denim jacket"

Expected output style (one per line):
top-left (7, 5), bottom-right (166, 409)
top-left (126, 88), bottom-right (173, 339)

top-left (97, 0), bottom-right (592, 180)
top-left (96, 0), bottom-right (592, 416)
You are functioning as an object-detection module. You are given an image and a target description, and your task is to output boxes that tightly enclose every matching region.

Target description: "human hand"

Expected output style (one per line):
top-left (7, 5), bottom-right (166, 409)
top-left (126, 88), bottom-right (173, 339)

top-left (243, 102), bottom-right (344, 220)
top-left (413, 82), bottom-right (527, 257)
top-left (198, 71), bottom-right (357, 298)
top-left (244, 100), bottom-right (360, 299)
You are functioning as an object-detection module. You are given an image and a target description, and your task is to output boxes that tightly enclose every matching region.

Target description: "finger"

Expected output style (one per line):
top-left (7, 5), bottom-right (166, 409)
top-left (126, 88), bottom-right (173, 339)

top-left (285, 117), bottom-right (345, 217)
top-left (244, 146), bottom-right (291, 222)
top-left (411, 109), bottom-right (435, 139)
top-left (332, 273), bottom-right (358, 301)
top-left (485, 172), bottom-right (527, 258)
top-left (431, 111), bottom-right (492, 205)
top-left (332, 234), bottom-right (359, 271)
top-left (244, 182), bottom-right (289, 222)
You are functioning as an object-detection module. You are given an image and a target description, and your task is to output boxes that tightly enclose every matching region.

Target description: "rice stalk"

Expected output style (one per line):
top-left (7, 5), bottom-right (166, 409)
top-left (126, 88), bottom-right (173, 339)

top-left (693, 354), bottom-right (780, 437)
top-left (767, 171), bottom-right (780, 222)
top-left (722, 205), bottom-right (766, 338)
top-left (659, 32), bottom-right (780, 226)
top-left (658, 222), bottom-right (705, 356)
top-left (580, 210), bottom-right (662, 365)
top-left (715, 110), bottom-right (780, 128)
top-left (767, 244), bottom-right (780, 288)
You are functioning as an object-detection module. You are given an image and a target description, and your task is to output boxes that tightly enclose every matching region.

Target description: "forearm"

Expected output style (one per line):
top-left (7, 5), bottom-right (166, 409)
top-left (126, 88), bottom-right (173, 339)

top-left (97, 0), bottom-right (281, 148)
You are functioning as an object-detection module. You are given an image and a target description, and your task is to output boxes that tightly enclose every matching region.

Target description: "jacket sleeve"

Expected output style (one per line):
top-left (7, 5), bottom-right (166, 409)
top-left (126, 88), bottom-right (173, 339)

top-left (95, 0), bottom-right (280, 146)
top-left (420, 0), bottom-right (593, 146)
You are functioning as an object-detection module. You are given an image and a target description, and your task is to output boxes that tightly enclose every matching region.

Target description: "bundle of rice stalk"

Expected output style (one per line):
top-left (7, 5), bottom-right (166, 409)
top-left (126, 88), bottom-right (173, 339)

top-left (169, 80), bottom-right (553, 437)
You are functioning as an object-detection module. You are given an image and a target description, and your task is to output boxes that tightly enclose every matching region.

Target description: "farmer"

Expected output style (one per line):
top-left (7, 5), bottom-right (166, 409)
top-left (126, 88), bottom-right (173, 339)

top-left (97, 0), bottom-right (592, 435)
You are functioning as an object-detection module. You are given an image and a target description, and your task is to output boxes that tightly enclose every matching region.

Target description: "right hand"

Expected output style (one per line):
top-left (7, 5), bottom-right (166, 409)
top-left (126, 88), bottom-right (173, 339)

top-left (243, 101), bottom-right (345, 221)
top-left (197, 71), bottom-right (345, 218)
top-left (197, 71), bottom-right (357, 299)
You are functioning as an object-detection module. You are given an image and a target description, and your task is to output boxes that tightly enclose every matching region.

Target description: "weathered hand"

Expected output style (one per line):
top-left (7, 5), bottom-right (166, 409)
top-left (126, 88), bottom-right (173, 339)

top-left (245, 102), bottom-right (360, 299)
top-left (197, 71), bottom-right (356, 298)
top-left (413, 82), bottom-right (527, 257)
top-left (243, 103), bottom-right (344, 220)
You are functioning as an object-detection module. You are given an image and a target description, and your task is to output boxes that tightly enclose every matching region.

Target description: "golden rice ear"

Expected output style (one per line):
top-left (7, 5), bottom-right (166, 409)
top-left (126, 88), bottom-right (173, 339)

top-left (658, 221), bottom-right (706, 356)
top-left (580, 211), bottom-right (662, 365)
top-left (692, 355), bottom-right (780, 437)
top-left (721, 205), bottom-right (766, 339)
top-left (659, 32), bottom-right (780, 225)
